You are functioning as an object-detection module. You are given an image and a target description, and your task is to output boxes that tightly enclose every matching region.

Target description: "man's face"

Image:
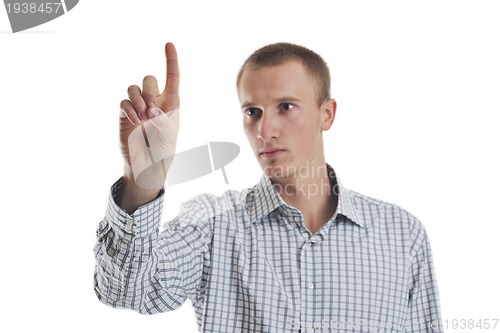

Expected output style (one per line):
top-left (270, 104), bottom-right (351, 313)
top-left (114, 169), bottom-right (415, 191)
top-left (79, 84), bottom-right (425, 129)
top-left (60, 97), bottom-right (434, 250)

top-left (238, 60), bottom-right (335, 180)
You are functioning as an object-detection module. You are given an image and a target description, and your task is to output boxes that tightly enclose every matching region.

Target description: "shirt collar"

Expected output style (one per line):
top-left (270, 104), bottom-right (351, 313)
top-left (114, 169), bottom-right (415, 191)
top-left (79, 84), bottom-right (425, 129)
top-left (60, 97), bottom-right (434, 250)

top-left (245, 164), bottom-right (364, 228)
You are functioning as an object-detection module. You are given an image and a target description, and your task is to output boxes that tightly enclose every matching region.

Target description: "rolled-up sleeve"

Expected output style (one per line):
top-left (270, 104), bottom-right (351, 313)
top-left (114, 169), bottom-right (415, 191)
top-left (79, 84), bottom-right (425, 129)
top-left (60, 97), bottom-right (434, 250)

top-left (93, 178), bottom-right (212, 314)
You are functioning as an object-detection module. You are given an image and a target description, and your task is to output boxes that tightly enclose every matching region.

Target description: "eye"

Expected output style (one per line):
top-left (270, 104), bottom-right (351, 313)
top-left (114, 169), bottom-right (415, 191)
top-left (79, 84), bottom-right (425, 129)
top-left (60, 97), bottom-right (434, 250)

top-left (279, 103), bottom-right (294, 111)
top-left (245, 107), bottom-right (261, 117)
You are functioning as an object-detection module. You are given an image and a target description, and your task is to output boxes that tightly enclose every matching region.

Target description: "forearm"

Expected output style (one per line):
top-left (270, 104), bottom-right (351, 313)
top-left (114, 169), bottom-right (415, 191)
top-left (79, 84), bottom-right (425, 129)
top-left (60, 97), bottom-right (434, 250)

top-left (94, 222), bottom-right (159, 311)
top-left (94, 180), bottom-right (183, 314)
top-left (94, 177), bottom-right (216, 315)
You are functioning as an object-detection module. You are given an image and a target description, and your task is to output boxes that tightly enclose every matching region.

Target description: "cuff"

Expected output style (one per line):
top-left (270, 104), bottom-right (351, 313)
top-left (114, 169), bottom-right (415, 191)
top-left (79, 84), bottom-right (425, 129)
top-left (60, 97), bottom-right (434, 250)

top-left (104, 177), bottom-right (165, 239)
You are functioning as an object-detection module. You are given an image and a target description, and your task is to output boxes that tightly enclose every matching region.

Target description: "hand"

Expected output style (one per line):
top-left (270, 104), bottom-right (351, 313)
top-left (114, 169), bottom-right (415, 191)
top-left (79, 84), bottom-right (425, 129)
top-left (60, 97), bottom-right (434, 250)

top-left (119, 42), bottom-right (180, 190)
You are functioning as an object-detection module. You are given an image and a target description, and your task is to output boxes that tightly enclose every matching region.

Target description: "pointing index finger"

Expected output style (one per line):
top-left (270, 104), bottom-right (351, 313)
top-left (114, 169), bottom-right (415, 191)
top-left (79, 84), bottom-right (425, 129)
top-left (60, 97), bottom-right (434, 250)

top-left (164, 42), bottom-right (179, 98)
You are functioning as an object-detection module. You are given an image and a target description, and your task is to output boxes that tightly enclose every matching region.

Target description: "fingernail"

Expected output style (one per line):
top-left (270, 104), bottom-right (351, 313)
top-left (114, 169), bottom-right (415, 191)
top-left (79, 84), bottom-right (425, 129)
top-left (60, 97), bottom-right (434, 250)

top-left (147, 101), bottom-right (155, 108)
top-left (151, 107), bottom-right (160, 117)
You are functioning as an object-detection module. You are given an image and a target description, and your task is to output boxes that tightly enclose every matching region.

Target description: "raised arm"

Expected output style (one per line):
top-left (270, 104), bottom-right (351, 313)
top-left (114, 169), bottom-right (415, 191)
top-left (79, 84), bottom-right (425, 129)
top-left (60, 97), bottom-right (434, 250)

top-left (94, 43), bottom-right (212, 315)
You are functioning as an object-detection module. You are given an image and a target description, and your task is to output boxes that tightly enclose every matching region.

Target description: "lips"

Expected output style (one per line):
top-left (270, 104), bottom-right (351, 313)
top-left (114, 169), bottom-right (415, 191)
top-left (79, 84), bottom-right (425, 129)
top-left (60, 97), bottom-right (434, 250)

top-left (259, 148), bottom-right (285, 158)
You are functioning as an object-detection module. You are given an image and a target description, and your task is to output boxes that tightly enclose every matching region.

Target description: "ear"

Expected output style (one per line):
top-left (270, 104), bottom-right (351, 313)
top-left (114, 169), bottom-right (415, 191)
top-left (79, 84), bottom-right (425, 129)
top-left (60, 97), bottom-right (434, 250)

top-left (320, 98), bottom-right (336, 131)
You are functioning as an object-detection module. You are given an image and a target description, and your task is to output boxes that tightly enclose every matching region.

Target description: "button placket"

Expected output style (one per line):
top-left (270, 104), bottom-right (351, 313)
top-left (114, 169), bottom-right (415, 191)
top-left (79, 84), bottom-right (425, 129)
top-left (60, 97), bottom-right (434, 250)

top-left (300, 239), bottom-right (316, 331)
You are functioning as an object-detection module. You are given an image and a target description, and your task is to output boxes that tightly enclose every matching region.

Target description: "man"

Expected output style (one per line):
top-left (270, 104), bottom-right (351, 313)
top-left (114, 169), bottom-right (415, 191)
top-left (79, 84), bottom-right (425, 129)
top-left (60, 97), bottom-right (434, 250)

top-left (94, 42), bottom-right (443, 332)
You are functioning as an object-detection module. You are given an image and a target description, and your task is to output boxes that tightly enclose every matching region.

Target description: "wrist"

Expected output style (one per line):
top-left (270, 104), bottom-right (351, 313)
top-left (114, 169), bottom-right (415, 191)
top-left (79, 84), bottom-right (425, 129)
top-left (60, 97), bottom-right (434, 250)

top-left (117, 167), bottom-right (162, 214)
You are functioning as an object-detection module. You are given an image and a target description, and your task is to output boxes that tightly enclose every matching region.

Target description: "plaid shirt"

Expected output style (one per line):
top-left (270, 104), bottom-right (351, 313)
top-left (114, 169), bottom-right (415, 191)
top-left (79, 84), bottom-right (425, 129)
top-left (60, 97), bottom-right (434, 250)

top-left (94, 165), bottom-right (443, 332)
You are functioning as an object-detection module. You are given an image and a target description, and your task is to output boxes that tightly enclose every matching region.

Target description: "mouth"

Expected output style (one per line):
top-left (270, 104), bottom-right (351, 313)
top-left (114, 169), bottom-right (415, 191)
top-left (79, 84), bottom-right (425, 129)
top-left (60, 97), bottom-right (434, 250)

top-left (259, 148), bottom-right (286, 158)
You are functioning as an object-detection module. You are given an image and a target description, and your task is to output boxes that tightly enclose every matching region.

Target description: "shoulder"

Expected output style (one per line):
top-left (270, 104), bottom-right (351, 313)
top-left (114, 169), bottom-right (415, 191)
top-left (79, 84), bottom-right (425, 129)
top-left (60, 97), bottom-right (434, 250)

top-left (160, 188), bottom-right (249, 240)
top-left (348, 189), bottom-right (428, 246)
top-left (173, 188), bottom-right (248, 222)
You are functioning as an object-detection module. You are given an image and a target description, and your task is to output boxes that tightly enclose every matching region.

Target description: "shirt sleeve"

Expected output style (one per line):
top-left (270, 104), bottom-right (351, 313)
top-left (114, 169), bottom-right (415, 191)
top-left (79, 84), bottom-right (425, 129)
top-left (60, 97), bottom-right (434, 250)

top-left (93, 178), bottom-right (213, 314)
top-left (406, 228), bottom-right (444, 332)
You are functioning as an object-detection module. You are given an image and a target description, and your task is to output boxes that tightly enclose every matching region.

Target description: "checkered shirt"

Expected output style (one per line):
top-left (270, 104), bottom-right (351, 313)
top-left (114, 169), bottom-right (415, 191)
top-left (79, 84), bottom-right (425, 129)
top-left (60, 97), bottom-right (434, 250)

top-left (94, 165), bottom-right (443, 332)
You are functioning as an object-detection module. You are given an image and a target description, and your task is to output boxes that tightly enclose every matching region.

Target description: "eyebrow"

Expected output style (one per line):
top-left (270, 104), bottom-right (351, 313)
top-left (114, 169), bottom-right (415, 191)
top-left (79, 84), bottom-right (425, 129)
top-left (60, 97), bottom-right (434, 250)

top-left (240, 96), bottom-right (302, 109)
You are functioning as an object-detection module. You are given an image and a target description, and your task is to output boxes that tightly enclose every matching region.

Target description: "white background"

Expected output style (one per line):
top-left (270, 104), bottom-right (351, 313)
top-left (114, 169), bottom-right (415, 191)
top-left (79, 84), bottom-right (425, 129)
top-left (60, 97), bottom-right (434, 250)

top-left (1, 0), bottom-right (499, 332)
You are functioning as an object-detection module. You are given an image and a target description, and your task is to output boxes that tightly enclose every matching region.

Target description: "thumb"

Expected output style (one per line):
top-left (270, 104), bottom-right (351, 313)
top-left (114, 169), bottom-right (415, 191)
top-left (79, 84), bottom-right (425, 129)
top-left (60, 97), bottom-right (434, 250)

top-left (147, 105), bottom-right (162, 118)
top-left (149, 107), bottom-right (179, 131)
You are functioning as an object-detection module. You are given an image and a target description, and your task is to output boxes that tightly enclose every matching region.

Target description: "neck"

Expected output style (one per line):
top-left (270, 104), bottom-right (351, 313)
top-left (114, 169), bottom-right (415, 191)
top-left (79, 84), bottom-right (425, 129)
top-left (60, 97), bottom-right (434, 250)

top-left (271, 162), bottom-right (338, 234)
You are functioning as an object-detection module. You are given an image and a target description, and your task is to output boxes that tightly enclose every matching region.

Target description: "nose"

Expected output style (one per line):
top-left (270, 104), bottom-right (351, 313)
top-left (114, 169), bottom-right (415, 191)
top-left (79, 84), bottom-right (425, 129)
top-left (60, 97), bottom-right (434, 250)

top-left (257, 111), bottom-right (280, 142)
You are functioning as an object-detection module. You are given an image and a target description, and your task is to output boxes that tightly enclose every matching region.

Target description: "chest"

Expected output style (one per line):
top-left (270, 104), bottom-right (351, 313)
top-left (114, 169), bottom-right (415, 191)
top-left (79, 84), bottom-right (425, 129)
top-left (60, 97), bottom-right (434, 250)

top-left (206, 216), bottom-right (411, 327)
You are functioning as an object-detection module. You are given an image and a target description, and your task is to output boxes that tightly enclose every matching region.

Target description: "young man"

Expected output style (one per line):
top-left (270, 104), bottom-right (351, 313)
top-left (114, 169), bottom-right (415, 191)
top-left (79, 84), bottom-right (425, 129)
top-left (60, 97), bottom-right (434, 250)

top-left (94, 42), bottom-right (443, 332)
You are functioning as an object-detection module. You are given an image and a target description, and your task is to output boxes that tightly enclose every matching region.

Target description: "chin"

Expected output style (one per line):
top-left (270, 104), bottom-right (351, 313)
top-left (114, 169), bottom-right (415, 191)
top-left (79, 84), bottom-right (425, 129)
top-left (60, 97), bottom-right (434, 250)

top-left (259, 161), bottom-right (291, 179)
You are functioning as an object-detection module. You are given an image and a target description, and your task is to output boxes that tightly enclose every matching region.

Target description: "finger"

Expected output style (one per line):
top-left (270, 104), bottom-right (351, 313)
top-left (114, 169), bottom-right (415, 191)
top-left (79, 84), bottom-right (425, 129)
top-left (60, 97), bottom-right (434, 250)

top-left (120, 99), bottom-right (140, 125)
top-left (127, 85), bottom-right (147, 120)
top-left (163, 42), bottom-right (180, 109)
top-left (142, 75), bottom-right (160, 110)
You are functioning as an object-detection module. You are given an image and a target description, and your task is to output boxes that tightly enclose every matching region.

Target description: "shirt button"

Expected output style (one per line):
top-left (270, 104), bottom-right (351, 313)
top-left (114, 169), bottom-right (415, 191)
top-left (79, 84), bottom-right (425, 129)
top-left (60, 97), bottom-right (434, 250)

top-left (125, 218), bottom-right (134, 231)
top-left (308, 282), bottom-right (315, 289)
top-left (307, 328), bottom-right (315, 333)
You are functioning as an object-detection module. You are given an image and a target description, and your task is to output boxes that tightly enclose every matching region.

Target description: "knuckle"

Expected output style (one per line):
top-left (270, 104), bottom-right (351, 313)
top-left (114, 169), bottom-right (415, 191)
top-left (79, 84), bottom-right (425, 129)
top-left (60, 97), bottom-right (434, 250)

top-left (142, 90), bottom-right (154, 98)
top-left (132, 98), bottom-right (146, 108)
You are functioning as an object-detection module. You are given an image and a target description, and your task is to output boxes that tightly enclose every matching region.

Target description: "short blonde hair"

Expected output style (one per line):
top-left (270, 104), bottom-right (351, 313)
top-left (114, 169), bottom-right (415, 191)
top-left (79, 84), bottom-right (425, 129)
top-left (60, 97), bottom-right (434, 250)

top-left (237, 42), bottom-right (331, 106)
